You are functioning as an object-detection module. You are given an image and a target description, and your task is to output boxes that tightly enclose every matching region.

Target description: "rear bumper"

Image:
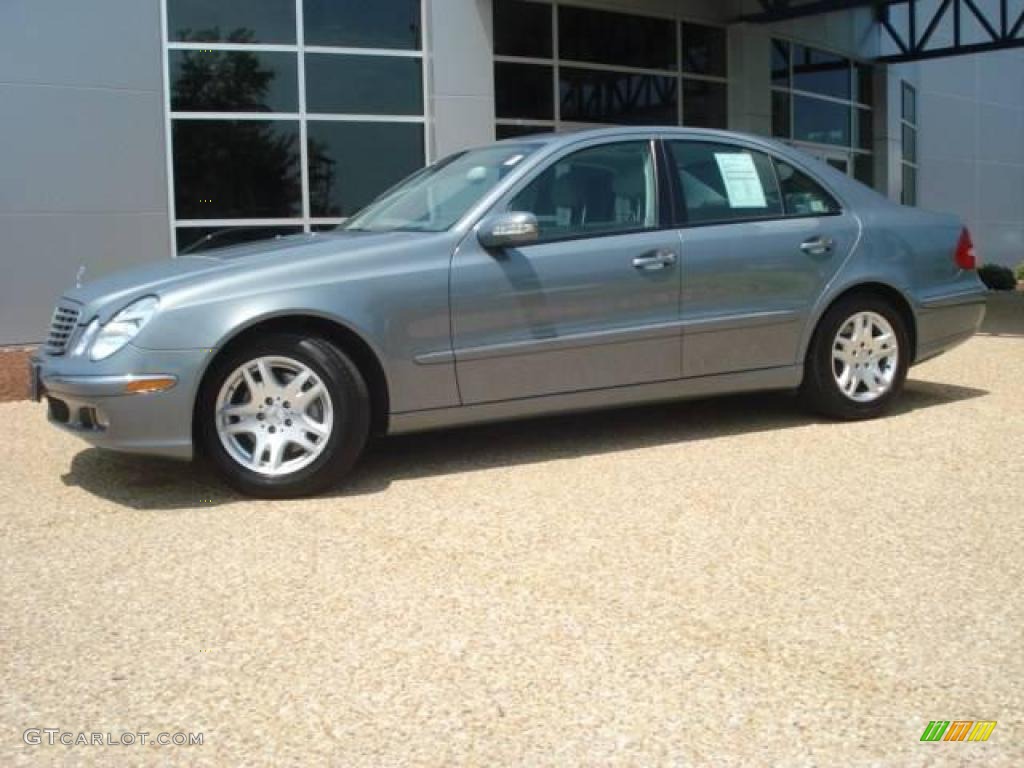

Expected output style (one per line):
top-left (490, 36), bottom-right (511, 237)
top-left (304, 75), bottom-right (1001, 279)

top-left (32, 346), bottom-right (207, 460)
top-left (914, 287), bottom-right (987, 364)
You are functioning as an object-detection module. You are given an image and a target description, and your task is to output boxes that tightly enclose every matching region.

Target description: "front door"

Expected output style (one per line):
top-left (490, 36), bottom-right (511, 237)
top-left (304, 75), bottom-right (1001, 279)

top-left (450, 139), bottom-right (682, 405)
top-left (664, 139), bottom-right (858, 378)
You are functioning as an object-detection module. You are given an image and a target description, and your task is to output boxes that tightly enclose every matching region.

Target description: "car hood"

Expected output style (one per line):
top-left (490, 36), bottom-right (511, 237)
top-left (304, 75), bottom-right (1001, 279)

top-left (63, 230), bottom-right (431, 322)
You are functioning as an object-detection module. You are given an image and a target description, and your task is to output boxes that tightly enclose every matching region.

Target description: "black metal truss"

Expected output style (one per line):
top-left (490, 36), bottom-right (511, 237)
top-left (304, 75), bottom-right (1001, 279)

top-left (876, 0), bottom-right (1024, 61)
top-left (739, 1), bottom-right (891, 24)
top-left (737, 0), bottom-right (1024, 62)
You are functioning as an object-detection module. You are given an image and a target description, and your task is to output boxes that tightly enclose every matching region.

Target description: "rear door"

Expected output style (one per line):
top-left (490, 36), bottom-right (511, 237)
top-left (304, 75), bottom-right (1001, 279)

top-left (664, 139), bottom-right (859, 378)
top-left (450, 138), bottom-right (683, 404)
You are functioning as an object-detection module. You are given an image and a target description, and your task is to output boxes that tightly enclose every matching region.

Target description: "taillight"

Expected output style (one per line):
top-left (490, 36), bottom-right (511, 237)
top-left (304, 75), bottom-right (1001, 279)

top-left (955, 228), bottom-right (976, 270)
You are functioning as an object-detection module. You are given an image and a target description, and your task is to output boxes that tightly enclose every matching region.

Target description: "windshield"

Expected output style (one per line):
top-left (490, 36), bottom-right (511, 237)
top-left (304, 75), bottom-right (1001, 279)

top-left (343, 143), bottom-right (542, 233)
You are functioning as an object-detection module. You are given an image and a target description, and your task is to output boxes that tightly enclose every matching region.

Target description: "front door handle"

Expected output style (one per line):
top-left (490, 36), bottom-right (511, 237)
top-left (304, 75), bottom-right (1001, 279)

top-left (800, 236), bottom-right (835, 256)
top-left (632, 250), bottom-right (677, 270)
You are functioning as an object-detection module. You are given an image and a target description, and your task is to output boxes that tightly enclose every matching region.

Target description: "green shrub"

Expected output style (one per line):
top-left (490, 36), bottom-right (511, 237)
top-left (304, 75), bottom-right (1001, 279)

top-left (978, 263), bottom-right (1017, 291)
top-left (1016, 262), bottom-right (1024, 283)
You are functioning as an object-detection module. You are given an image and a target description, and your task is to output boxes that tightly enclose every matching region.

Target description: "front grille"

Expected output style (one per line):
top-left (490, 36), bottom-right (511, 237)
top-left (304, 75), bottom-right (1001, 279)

top-left (45, 303), bottom-right (81, 355)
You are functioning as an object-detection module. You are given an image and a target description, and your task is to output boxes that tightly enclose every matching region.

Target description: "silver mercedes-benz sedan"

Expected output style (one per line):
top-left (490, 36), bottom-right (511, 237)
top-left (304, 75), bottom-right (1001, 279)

top-left (31, 127), bottom-right (986, 497)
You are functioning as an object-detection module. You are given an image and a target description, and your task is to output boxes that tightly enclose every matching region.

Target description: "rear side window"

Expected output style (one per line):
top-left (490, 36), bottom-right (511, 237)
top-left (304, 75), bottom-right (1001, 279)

top-left (666, 141), bottom-right (782, 225)
top-left (774, 160), bottom-right (841, 216)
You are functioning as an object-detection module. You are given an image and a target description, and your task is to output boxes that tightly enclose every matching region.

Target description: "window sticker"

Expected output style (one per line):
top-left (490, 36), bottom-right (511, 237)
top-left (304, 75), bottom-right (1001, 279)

top-left (714, 152), bottom-right (767, 208)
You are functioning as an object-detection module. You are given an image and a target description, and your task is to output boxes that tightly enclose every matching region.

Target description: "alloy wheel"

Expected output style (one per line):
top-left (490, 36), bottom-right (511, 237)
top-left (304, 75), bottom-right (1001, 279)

top-left (214, 356), bottom-right (334, 476)
top-left (831, 311), bottom-right (899, 403)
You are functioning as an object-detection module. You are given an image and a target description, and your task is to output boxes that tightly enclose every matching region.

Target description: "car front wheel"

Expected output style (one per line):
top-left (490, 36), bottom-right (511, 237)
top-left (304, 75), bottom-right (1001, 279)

top-left (801, 295), bottom-right (910, 420)
top-left (198, 333), bottom-right (370, 498)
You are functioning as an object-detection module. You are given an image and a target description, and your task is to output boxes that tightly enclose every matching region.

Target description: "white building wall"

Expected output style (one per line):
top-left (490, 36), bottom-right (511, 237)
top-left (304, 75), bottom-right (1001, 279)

top-left (427, 0), bottom-right (497, 158)
top-left (0, 0), bottom-right (171, 346)
top-left (893, 52), bottom-right (1024, 267)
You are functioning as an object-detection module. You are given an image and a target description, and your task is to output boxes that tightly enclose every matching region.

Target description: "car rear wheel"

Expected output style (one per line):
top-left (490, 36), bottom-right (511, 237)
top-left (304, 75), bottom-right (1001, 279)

top-left (801, 295), bottom-right (910, 420)
top-left (198, 333), bottom-right (369, 498)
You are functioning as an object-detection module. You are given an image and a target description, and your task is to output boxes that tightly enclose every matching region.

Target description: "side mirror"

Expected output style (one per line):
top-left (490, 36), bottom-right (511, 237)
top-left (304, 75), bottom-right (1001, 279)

top-left (477, 212), bottom-right (539, 249)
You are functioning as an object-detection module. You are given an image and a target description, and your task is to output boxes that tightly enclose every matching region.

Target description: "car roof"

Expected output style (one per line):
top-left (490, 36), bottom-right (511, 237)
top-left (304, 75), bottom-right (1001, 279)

top-left (497, 125), bottom-right (769, 146)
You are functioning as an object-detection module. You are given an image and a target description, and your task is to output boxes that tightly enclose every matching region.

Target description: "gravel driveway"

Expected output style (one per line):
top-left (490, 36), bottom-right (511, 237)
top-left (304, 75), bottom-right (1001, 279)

top-left (2, 295), bottom-right (1022, 766)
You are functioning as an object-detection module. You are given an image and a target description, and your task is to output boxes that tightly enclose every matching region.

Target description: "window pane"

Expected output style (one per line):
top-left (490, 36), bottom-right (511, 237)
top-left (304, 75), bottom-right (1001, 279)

top-left (177, 225), bottom-right (303, 254)
top-left (854, 154), bottom-right (874, 188)
top-left (793, 94), bottom-right (850, 147)
top-left (495, 62), bottom-right (553, 120)
top-left (305, 54), bottom-right (422, 114)
top-left (793, 45), bottom-right (851, 100)
top-left (303, 0), bottom-right (421, 50)
top-left (855, 107), bottom-right (873, 150)
top-left (902, 82), bottom-right (916, 124)
top-left (496, 124), bottom-right (550, 139)
top-left (772, 91), bottom-right (791, 138)
top-left (173, 120), bottom-right (301, 218)
top-left (558, 6), bottom-right (675, 70)
top-left (561, 69), bottom-right (677, 125)
top-left (771, 40), bottom-right (790, 87)
top-left (307, 121), bottom-right (424, 217)
top-left (854, 62), bottom-right (873, 105)
top-left (681, 23), bottom-right (727, 77)
top-left (494, 0), bottom-right (552, 58)
top-left (683, 79), bottom-right (727, 129)
top-left (169, 50), bottom-right (297, 113)
top-left (667, 141), bottom-right (782, 224)
top-left (509, 142), bottom-right (657, 240)
top-left (902, 164), bottom-right (916, 206)
top-left (903, 124), bottom-right (917, 164)
top-left (167, 0), bottom-right (295, 44)
top-left (774, 160), bottom-right (840, 215)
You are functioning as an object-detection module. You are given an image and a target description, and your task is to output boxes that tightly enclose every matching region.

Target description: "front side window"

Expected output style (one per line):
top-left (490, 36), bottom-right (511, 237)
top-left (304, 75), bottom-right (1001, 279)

top-left (667, 141), bottom-right (782, 224)
top-left (343, 144), bottom-right (540, 232)
top-left (774, 161), bottom-right (840, 216)
top-left (508, 141), bottom-right (657, 241)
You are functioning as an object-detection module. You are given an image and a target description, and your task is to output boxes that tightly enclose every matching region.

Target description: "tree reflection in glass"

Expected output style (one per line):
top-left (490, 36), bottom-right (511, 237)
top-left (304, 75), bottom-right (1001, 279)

top-left (171, 29), bottom-right (308, 220)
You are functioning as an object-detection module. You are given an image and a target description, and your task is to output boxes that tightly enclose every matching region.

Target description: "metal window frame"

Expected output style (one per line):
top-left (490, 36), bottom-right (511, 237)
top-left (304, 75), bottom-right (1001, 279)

top-left (740, 0), bottom-right (1024, 62)
top-left (493, 0), bottom-right (729, 135)
top-left (900, 80), bottom-right (918, 205)
top-left (160, 0), bottom-right (431, 254)
top-left (768, 38), bottom-right (874, 180)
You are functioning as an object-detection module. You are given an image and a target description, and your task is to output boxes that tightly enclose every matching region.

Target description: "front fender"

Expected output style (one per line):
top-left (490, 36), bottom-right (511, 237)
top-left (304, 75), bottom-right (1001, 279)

top-left (133, 249), bottom-right (460, 414)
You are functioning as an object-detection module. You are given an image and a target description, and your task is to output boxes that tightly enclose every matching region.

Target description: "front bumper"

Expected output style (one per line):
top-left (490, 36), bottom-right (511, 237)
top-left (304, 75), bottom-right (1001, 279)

top-left (32, 345), bottom-right (210, 460)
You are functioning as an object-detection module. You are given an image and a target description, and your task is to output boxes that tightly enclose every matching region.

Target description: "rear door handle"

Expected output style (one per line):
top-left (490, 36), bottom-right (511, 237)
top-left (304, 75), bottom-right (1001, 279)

top-left (632, 250), bottom-right (677, 270)
top-left (800, 236), bottom-right (835, 256)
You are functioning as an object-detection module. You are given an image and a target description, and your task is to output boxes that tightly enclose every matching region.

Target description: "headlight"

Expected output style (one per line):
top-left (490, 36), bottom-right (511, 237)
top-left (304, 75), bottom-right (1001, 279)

top-left (87, 296), bottom-right (160, 361)
top-left (71, 319), bottom-right (100, 357)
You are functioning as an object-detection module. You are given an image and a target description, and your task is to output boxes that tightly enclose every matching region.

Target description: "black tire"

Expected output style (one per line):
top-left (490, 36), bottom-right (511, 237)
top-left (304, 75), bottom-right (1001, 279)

top-left (800, 294), bottom-right (911, 420)
top-left (197, 333), bottom-right (370, 498)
